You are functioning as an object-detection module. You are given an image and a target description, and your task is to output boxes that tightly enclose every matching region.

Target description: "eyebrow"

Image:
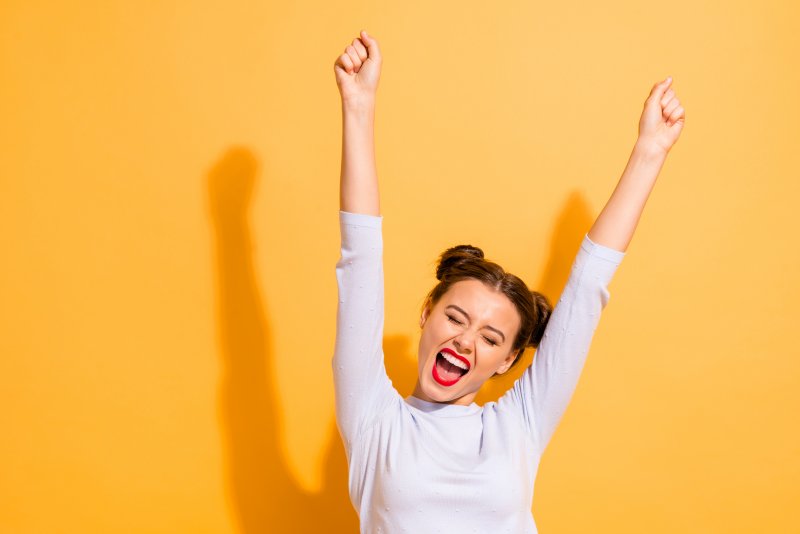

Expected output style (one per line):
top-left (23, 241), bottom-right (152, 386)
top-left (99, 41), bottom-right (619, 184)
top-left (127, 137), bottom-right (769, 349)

top-left (445, 304), bottom-right (506, 343)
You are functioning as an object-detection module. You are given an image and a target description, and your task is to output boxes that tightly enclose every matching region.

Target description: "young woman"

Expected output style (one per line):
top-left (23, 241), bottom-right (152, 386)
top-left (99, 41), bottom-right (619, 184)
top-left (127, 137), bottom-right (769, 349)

top-left (331, 30), bottom-right (684, 533)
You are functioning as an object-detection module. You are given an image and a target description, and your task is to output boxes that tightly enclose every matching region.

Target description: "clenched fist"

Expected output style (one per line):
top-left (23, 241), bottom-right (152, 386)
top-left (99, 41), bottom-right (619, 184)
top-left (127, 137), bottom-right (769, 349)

top-left (637, 76), bottom-right (686, 154)
top-left (333, 30), bottom-right (382, 105)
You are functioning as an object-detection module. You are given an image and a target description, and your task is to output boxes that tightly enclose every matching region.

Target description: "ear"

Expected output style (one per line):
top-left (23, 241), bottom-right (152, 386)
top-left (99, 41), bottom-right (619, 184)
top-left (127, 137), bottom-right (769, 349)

top-left (495, 348), bottom-right (522, 375)
top-left (419, 300), bottom-right (432, 329)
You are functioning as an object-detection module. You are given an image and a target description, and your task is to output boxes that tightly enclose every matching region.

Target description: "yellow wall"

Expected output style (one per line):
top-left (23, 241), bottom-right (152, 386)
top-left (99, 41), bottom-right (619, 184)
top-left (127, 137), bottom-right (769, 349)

top-left (2, 1), bottom-right (798, 532)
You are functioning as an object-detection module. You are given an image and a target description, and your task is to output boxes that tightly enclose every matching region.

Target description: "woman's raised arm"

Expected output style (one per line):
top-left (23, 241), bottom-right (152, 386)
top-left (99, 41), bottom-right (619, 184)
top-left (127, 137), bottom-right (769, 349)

top-left (331, 32), bottom-right (400, 452)
top-left (333, 30), bottom-right (382, 216)
top-left (497, 78), bottom-right (686, 454)
top-left (588, 76), bottom-right (686, 252)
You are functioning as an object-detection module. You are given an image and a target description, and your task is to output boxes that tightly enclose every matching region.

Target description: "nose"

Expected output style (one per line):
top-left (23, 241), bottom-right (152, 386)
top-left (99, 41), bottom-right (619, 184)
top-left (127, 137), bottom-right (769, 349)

top-left (453, 333), bottom-right (473, 355)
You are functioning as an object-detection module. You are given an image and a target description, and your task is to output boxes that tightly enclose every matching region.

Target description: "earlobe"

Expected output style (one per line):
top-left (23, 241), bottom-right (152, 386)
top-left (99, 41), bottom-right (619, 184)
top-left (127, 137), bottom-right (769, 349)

top-left (497, 349), bottom-right (521, 375)
top-left (496, 362), bottom-right (512, 375)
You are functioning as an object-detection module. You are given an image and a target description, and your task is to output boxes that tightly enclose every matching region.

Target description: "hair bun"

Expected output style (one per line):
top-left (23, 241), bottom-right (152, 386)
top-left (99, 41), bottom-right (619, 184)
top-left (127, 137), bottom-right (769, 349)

top-left (526, 291), bottom-right (553, 348)
top-left (436, 244), bottom-right (484, 281)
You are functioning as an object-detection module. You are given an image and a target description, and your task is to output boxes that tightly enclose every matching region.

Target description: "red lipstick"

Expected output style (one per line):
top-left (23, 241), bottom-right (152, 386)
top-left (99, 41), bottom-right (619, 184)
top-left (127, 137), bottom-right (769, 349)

top-left (431, 348), bottom-right (471, 387)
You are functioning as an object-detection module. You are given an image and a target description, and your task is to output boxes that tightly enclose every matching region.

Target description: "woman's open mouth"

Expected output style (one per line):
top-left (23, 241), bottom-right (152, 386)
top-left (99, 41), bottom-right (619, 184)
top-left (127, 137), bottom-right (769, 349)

top-left (432, 349), bottom-right (470, 386)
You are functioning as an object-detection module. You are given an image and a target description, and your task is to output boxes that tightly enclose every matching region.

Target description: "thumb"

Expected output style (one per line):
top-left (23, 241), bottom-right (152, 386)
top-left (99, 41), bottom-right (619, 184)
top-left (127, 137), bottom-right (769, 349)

top-left (360, 29), bottom-right (382, 61)
top-left (647, 76), bottom-right (672, 104)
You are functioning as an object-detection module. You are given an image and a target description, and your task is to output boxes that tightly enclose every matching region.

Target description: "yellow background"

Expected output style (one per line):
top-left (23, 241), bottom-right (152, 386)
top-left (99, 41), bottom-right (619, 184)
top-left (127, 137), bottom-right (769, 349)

top-left (2, 0), bottom-right (798, 532)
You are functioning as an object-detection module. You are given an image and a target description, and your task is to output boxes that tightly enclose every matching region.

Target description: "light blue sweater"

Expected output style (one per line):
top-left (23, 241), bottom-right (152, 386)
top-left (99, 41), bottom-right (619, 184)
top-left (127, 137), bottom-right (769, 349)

top-left (332, 210), bottom-right (625, 533)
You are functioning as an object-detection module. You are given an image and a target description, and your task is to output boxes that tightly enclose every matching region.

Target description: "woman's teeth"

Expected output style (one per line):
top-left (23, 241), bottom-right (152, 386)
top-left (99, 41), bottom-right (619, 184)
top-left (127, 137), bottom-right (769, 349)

top-left (439, 351), bottom-right (468, 371)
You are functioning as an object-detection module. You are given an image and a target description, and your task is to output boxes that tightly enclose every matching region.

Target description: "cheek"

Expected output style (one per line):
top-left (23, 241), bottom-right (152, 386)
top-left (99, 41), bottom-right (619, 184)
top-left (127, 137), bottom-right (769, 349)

top-left (474, 352), bottom-right (504, 375)
top-left (417, 335), bottom-right (432, 371)
top-left (419, 325), bottom-right (438, 353)
top-left (418, 330), bottom-right (443, 375)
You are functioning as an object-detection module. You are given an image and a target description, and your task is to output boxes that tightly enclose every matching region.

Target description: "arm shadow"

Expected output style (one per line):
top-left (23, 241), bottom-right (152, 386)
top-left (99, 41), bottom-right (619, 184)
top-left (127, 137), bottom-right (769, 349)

top-left (207, 146), bottom-right (358, 533)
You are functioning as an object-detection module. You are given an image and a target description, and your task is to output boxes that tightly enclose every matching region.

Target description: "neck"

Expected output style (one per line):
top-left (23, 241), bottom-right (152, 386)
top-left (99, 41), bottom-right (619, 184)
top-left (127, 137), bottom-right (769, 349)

top-left (411, 380), bottom-right (477, 406)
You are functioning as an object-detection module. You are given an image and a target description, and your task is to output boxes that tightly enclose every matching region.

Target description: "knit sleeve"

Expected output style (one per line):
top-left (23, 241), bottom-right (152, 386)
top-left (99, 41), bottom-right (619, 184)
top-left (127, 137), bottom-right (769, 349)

top-left (332, 210), bottom-right (400, 454)
top-left (496, 233), bottom-right (625, 456)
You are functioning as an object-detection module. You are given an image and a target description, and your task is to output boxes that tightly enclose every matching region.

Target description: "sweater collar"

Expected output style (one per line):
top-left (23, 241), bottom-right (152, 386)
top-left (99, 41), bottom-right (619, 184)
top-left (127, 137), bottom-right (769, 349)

top-left (405, 395), bottom-right (482, 416)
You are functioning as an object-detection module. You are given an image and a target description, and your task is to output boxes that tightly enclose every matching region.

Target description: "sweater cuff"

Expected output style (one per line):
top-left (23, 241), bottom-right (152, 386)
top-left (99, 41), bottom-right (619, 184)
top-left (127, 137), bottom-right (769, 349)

top-left (339, 210), bottom-right (383, 229)
top-left (580, 233), bottom-right (625, 265)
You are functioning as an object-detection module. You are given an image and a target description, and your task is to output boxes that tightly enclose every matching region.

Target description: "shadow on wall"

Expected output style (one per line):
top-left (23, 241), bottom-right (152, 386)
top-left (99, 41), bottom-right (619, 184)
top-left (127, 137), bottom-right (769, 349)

top-left (207, 146), bottom-right (357, 533)
top-left (207, 145), bottom-right (595, 531)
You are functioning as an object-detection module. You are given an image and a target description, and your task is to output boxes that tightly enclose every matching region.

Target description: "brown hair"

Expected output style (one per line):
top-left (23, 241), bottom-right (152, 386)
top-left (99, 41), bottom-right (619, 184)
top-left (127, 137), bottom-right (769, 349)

top-left (421, 244), bottom-right (553, 375)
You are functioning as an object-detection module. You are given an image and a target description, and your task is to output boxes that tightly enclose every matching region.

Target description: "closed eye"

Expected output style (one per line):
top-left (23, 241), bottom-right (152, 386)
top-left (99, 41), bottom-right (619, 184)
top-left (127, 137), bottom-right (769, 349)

top-left (446, 314), bottom-right (463, 325)
top-left (446, 313), bottom-right (497, 347)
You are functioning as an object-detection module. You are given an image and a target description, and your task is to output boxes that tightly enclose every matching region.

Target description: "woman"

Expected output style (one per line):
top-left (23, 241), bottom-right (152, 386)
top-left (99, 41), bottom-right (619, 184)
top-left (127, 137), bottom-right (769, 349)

top-left (331, 30), bottom-right (684, 533)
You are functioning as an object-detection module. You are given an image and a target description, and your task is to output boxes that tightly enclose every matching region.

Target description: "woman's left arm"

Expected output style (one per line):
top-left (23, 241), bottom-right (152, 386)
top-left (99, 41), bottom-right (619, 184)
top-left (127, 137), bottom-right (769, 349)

top-left (588, 76), bottom-right (686, 252)
top-left (497, 77), bottom-right (686, 454)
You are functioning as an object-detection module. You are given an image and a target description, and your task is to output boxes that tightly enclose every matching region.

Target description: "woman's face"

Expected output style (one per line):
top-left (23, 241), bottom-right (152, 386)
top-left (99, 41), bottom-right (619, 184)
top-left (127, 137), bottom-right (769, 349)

top-left (412, 279), bottom-right (521, 406)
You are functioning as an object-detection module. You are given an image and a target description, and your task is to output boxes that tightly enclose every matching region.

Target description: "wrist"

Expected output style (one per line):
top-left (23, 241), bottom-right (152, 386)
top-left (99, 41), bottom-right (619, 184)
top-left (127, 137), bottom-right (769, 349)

top-left (342, 96), bottom-right (376, 113)
top-left (633, 138), bottom-right (668, 161)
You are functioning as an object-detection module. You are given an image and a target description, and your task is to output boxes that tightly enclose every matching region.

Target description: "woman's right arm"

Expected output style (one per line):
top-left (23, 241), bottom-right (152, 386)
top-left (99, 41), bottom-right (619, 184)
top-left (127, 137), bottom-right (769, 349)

top-left (332, 32), bottom-right (398, 452)
top-left (335, 29), bottom-right (382, 215)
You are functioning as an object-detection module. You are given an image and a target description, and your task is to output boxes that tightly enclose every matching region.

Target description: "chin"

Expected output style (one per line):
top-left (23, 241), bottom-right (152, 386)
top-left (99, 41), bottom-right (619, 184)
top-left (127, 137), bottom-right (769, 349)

top-left (424, 374), bottom-right (464, 402)
top-left (425, 381), bottom-right (447, 400)
top-left (416, 375), bottom-right (445, 402)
